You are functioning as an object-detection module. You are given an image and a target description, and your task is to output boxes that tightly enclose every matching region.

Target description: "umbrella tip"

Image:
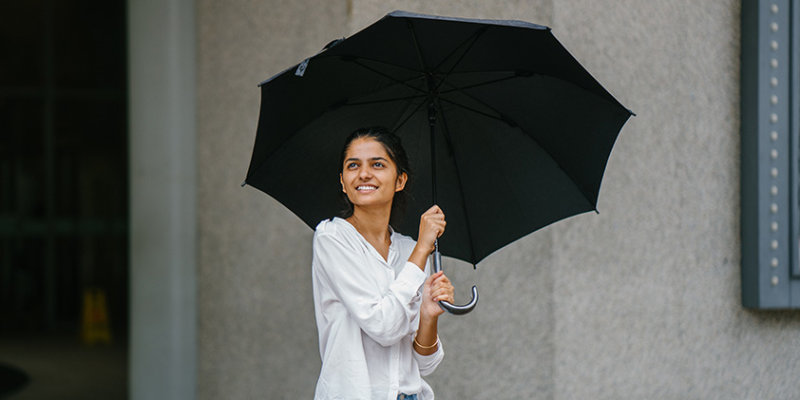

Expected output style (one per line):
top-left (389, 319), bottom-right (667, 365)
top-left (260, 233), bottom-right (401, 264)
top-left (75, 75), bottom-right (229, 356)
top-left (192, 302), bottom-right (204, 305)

top-left (323, 37), bottom-right (345, 50)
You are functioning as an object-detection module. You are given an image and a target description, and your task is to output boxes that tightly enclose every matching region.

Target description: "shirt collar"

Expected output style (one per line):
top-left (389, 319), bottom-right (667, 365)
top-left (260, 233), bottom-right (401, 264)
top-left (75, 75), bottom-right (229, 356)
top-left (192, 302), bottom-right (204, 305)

top-left (333, 217), bottom-right (398, 263)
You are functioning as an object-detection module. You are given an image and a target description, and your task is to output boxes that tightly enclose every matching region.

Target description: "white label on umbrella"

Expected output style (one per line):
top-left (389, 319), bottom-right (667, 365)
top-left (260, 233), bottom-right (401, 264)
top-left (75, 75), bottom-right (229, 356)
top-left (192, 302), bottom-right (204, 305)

top-left (295, 59), bottom-right (309, 77)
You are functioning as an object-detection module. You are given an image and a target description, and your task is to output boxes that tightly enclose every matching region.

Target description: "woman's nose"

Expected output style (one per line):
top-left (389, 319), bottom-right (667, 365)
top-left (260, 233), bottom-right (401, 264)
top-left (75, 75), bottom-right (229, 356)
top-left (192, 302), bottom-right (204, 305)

top-left (358, 167), bottom-right (372, 179)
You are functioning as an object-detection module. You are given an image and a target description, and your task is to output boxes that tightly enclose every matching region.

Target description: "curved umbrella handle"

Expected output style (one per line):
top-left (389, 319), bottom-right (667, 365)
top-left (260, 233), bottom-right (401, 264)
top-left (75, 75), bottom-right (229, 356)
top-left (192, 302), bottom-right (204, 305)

top-left (432, 246), bottom-right (478, 315)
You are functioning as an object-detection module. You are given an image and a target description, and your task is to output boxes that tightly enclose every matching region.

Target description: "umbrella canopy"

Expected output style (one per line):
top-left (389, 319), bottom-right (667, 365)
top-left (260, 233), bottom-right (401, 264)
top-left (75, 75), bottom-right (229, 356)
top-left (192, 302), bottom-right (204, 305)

top-left (245, 10), bottom-right (632, 306)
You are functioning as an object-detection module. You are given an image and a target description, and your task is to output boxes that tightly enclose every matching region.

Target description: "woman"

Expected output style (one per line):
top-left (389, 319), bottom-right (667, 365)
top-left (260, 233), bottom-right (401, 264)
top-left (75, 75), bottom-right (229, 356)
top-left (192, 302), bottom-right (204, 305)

top-left (311, 126), bottom-right (455, 400)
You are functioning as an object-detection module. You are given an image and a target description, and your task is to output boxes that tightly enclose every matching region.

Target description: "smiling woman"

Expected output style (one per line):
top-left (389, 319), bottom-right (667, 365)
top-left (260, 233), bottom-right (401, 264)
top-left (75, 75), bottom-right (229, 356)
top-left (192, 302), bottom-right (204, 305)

top-left (338, 127), bottom-right (411, 229)
top-left (311, 126), bottom-right (455, 400)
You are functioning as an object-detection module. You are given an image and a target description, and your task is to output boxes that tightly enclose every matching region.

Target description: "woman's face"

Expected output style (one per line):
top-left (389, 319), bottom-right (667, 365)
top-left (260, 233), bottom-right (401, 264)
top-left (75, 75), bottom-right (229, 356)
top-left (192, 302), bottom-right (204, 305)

top-left (340, 137), bottom-right (407, 211)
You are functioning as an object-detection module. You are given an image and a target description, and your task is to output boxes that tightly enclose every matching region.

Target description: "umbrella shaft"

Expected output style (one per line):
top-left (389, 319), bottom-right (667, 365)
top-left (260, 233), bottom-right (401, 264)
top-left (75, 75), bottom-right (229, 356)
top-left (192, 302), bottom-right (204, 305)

top-left (433, 243), bottom-right (442, 274)
top-left (428, 102), bottom-right (442, 275)
top-left (428, 102), bottom-right (438, 204)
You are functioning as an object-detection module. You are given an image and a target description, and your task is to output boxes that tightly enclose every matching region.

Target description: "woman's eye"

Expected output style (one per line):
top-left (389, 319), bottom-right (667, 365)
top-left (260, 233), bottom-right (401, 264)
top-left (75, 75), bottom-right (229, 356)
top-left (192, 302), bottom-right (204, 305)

top-left (373, 162), bottom-right (384, 168)
top-left (347, 162), bottom-right (358, 169)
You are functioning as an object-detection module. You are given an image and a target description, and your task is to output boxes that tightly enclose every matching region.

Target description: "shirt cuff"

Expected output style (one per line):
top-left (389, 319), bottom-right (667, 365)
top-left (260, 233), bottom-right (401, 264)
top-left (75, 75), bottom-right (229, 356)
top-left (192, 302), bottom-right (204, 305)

top-left (389, 261), bottom-right (427, 302)
top-left (415, 339), bottom-right (444, 376)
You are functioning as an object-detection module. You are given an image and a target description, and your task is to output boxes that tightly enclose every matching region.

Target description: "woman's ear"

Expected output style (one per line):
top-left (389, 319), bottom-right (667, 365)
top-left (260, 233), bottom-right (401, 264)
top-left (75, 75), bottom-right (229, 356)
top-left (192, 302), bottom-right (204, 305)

top-left (340, 173), bottom-right (345, 193)
top-left (395, 172), bottom-right (407, 192)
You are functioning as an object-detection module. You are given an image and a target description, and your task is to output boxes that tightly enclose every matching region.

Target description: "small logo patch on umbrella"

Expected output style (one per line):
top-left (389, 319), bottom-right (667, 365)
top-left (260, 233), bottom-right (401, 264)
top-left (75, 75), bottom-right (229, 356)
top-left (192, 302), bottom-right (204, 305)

top-left (295, 59), bottom-right (309, 77)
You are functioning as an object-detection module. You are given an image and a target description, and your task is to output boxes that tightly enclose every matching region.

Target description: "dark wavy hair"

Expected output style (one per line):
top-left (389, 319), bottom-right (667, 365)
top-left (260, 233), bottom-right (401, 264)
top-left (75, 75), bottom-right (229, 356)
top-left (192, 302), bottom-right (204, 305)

top-left (338, 126), bottom-right (412, 227)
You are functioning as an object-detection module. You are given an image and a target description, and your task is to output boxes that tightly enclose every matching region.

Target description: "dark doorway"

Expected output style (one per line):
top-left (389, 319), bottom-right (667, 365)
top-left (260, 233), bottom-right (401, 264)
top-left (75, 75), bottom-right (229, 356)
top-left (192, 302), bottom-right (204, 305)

top-left (0, 0), bottom-right (128, 398)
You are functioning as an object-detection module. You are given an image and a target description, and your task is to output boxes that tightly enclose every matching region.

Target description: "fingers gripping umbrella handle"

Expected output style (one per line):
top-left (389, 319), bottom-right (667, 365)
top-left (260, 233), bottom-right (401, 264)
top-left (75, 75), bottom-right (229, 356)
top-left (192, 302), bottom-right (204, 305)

top-left (432, 242), bottom-right (478, 315)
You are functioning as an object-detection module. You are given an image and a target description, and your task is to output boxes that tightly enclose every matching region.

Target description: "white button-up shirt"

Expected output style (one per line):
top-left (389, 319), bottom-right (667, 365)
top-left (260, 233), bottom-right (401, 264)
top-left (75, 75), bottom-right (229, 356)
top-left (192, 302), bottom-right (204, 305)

top-left (312, 217), bottom-right (444, 400)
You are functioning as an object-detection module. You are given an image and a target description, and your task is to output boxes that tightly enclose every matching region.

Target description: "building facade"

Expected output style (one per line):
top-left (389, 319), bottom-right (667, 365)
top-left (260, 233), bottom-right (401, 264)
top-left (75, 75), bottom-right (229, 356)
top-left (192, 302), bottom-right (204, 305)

top-left (130, 0), bottom-right (800, 398)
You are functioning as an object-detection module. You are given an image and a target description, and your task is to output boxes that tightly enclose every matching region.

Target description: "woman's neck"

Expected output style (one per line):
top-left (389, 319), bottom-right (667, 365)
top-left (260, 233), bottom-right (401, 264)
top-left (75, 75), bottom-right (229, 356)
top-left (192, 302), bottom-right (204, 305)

top-left (347, 206), bottom-right (391, 244)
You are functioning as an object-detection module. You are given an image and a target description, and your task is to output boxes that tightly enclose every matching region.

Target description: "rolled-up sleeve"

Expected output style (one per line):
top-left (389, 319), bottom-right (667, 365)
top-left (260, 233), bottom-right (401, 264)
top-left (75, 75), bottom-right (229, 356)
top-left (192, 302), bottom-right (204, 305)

top-left (313, 232), bottom-right (427, 347)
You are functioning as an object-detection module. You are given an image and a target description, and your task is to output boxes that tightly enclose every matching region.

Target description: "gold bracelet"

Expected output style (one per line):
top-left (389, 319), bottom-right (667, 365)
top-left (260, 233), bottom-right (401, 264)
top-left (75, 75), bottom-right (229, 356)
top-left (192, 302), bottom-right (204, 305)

top-left (413, 335), bottom-right (439, 349)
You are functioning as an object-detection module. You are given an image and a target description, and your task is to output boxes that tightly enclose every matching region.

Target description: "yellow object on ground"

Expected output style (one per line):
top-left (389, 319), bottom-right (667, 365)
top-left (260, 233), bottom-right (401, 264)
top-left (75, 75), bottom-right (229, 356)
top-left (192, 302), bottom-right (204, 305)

top-left (81, 288), bottom-right (111, 345)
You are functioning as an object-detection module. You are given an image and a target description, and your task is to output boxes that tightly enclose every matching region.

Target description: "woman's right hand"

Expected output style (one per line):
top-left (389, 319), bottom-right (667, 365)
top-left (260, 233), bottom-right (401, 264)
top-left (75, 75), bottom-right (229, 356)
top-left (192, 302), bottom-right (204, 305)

top-left (408, 205), bottom-right (446, 271)
top-left (416, 205), bottom-right (446, 254)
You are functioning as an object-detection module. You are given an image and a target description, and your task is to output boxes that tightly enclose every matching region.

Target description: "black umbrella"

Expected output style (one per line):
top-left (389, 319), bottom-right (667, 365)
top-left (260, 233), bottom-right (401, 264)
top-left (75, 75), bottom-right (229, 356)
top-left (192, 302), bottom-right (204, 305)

top-left (244, 10), bottom-right (633, 314)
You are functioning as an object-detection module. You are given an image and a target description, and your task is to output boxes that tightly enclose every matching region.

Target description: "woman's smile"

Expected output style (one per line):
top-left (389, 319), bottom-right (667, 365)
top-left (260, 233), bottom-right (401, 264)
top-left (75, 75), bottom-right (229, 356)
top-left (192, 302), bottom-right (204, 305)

top-left (356, 185), bottom-right (379, 192)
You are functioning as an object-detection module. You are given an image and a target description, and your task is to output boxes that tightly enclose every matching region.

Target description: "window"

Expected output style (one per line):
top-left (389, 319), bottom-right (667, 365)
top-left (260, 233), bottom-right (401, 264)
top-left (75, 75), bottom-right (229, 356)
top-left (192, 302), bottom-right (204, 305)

top-left (741, 0), bottom-right (800, 308)
top-left (0, 1), bottom-right (128, 331)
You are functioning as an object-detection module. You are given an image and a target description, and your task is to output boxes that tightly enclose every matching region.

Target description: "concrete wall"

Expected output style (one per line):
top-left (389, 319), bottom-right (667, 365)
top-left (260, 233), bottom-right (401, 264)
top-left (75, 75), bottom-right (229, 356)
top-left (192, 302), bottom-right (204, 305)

top-left (195, 2), bottom-right (346, 398)
top-left (195, 0), bottom-right (800, 399)
top-left (548, 1), bottom-right (800, 398)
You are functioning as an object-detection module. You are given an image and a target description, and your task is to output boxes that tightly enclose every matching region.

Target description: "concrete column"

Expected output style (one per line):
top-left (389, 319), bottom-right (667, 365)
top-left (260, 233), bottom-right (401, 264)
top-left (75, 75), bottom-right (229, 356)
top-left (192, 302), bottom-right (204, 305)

top-left (129, 0), bottom-right (197, 398)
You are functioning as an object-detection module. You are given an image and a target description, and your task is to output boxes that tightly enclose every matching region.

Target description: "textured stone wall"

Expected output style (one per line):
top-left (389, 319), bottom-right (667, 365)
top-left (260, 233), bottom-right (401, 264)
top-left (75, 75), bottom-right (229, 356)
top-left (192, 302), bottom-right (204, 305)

top-left (195, 0), bottom-right (800, 399)
top-left (548, 1), bottom-right (800, 398)
top-left (196, 1), bottom-right (347, 398)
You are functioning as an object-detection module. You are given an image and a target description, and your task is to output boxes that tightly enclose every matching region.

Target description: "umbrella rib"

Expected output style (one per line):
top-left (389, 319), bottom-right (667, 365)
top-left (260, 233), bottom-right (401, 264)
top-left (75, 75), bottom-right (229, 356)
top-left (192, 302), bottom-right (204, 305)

top-left (439, 96), bottom-right (597, 209)
top-left (431, 26), bottom-right (487, 74)
top-left (344, 93), bottom-right (428, 107)
top-left (445, 69), bottom-right (523, 75)
top-left (445, 69), bottom-right (635, 115)
top-left (407, 19), bottom-right (429, 72)
top-left (436, 99), bottom-right (479, 265)
top-left (437, 97), bottom-right (508, 125)
top-left (350, 60), bottom-right (428, 95)
top-left (390, 97), bottom-right (428, 132)
top-left (438, 74), bottom-right (519, 95)
top-left (403, 19), bottom-right (489, 93)
top-left (433, 26), bottom-right (488, 93)
top-left (441, 74), bottom-right (628, 128)
top-left (249, 69), bottom-right (424, 181)
top-left (438, 77), bottom-right (601, 207)
top-left (331, 54), bottom-right (423, 74)
top-left (439, 80), bottom-right (513, 122)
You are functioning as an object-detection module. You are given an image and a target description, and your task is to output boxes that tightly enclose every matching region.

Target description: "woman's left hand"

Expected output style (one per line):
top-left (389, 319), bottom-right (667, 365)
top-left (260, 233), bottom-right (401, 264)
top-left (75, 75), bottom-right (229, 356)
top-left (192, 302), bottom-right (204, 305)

top-left (421, 271), bottom-right (455, 319)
